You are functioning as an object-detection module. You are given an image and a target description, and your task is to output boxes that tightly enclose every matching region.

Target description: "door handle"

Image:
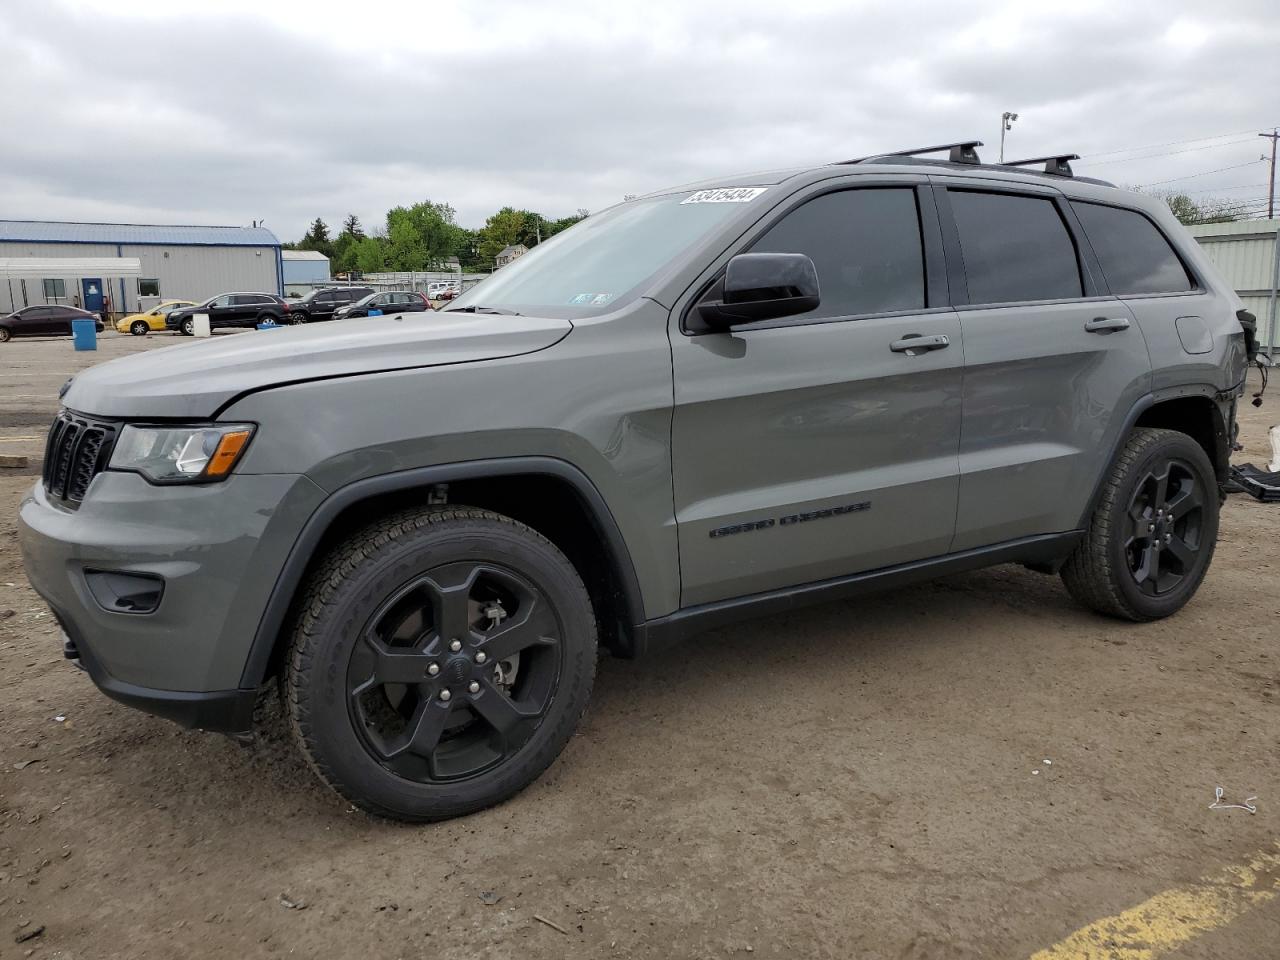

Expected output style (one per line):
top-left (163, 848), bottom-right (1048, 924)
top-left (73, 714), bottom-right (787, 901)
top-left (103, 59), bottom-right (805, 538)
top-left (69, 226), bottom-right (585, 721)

top-left (890, 333), bottom-right (950, 354)
top-left (1084, 316), bottom-right (1130, 334)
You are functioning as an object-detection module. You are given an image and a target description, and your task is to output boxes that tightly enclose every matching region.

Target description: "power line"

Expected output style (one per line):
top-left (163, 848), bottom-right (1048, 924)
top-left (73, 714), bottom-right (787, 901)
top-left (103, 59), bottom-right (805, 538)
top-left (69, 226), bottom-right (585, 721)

top-left (1082, 125), bottom-right (1277, 160)
top-left (1139, 159), bottom-right (1266, 188)
top-left (1086, 136), bottom-right (1260, 167)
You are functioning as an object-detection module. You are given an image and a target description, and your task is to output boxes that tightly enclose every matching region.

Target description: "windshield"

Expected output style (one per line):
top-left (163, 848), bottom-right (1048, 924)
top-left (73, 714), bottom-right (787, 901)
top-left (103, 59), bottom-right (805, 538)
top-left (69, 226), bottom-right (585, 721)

top-left (351, 293), bottom-right (377, 308)
top-left (448, 188), bottom-right (766, 314)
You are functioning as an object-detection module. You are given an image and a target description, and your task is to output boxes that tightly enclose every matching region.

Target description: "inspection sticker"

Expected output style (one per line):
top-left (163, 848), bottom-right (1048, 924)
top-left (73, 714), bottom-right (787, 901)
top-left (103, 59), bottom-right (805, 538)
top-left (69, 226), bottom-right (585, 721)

top-left (681, 187), bottom-right (767, 204)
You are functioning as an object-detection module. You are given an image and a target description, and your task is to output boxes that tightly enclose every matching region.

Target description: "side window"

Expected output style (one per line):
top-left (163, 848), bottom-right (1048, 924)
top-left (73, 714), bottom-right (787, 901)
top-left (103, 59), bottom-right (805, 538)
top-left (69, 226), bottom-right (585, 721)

top-left (949, 191), bottom-right (1082, 305)
top-left (211, 296), bottom-right (232, 308)
top-left (748, 188), bottom-right (926, 320)
top-left (1071, 202), bottom-right (1193, 296)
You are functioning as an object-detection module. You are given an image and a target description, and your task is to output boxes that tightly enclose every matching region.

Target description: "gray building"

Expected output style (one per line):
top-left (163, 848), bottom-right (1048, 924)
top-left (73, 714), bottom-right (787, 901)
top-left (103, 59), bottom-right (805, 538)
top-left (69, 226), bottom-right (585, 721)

top-left (282, 249), bottom-right (331, 290)
top-left (0, 220), bottom-right (281, 317)
top-left (1188, 218), bottom-right (1279, 356)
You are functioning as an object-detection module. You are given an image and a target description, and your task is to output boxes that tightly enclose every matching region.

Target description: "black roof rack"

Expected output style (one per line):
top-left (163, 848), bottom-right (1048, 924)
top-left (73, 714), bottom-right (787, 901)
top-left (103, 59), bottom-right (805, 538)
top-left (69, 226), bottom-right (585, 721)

top-left (844, 140), bottom-right (983, 165)
top-left (1002, 153), bottom-right (1080, 177)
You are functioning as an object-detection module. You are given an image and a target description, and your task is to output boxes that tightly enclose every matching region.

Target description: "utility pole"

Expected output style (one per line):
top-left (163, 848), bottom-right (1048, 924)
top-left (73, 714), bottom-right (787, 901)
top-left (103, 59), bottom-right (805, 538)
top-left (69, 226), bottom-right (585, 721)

top-left (1261, 129), bottom-right (1279, 219)
top-left (1000, 111), bottom-right (1019, 163)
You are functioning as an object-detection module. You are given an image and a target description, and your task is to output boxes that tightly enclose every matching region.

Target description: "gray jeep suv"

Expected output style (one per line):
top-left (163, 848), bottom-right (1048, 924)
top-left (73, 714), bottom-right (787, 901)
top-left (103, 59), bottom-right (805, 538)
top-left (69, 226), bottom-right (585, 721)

top-left (18, 141), bottom-right (1256, 821)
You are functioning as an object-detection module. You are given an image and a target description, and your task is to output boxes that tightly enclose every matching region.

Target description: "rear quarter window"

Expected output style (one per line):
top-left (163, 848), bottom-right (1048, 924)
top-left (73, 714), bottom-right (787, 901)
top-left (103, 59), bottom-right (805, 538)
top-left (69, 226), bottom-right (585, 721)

top-left (1071, 201), bottom-right (1194, 296)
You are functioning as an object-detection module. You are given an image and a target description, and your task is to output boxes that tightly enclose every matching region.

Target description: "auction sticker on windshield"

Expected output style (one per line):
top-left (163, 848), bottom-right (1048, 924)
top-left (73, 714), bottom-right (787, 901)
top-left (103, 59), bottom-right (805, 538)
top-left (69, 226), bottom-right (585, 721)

top-left (681, 187), bottom-right (767, 204)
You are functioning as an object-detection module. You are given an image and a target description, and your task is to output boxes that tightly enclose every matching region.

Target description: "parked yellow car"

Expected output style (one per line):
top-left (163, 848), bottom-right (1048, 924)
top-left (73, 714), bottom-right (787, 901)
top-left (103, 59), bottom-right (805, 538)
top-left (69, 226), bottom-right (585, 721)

top-left (116, 300), bottom-right (196, 336)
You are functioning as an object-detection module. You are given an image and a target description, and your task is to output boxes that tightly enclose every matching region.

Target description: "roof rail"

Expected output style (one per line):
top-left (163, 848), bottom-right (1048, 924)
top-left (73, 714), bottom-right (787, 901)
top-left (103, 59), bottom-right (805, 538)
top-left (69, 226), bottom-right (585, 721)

top-left (844, 140), bottom-right (984, 165)
top-left (1002, 153), bottom-right (1080, 177)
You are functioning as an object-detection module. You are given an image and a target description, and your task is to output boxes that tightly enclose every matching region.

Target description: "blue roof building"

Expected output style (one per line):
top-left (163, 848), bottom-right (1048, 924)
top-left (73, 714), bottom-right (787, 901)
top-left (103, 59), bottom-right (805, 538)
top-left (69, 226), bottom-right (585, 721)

top-left (0, 219), bottom-right (282, 316)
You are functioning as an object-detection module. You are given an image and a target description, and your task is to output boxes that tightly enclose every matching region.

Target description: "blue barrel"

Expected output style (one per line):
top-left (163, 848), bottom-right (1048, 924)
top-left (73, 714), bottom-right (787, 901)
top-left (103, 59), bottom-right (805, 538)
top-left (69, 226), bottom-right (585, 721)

top-left (368, 309), bottom-right (383, 317)
top-left (72, 318), bottom-right (97, 351)
top-left (256, 321), bottom-right (279, 331)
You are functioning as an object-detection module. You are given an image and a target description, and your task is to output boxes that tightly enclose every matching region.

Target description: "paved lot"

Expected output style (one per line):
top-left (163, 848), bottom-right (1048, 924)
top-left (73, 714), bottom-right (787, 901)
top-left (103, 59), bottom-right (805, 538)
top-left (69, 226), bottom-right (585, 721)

top-left (1, 331), bottom-right (1278, 959)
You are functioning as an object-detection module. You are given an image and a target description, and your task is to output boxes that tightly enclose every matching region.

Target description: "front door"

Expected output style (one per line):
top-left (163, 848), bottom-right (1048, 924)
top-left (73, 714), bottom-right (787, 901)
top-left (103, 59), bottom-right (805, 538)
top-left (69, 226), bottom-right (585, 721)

top-left (937, 183), bottom-right (1153, 551)
top-left (670, 183), bottom-right (964, 607)
top-left (81, 279), bottom-right (103, 315)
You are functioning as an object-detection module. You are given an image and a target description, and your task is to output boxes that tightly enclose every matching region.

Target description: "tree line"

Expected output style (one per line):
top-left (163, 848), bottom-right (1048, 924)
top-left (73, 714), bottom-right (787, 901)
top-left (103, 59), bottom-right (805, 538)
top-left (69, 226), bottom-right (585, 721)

top-left (283, 203), bottom-right (590, 274)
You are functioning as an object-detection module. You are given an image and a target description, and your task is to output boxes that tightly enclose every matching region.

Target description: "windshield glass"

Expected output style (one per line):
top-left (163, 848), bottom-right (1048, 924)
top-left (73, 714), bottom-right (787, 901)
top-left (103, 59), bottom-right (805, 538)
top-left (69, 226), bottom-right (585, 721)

top-left (448, 188), bottom-right (766, 314)
top-left (352, 293), bottom-right (377, 307)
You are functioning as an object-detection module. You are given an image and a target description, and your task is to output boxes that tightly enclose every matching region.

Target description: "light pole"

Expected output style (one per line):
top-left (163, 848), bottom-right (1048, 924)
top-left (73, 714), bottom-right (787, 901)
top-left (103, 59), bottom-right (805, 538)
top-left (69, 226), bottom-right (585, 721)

top-left (1000, 111), bottom-right (1019, 162)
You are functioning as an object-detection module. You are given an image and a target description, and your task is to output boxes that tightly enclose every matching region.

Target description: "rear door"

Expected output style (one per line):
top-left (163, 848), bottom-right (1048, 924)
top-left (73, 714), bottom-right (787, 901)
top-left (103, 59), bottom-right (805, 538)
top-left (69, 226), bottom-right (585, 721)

top-left (936, 181), bottom-right (1151, 550)
top-left (670, 179), bottom-right (964, 606)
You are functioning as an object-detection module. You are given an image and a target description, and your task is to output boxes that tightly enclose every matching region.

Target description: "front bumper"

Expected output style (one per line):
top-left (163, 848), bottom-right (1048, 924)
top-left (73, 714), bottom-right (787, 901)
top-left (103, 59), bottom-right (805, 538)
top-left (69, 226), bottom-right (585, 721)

top-left (18, 469), bottom-right (326, 732)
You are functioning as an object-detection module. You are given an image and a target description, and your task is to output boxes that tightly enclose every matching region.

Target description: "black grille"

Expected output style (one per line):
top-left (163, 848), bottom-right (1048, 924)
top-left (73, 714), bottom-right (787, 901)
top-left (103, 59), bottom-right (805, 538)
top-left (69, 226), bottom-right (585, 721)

top-left (42, 412), bottom-right (117, 502)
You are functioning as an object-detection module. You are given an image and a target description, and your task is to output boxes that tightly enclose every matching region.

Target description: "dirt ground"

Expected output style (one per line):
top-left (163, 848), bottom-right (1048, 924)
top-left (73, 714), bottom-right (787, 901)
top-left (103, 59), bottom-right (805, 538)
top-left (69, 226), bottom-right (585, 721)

top-left (1, 331), bottom-right (1277, 959)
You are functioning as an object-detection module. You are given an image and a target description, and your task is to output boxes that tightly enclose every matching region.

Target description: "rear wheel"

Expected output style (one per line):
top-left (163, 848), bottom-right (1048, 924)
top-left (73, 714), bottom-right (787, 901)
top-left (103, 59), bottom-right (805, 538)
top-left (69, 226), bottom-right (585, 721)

top-left (129, 320), bottom-right (149, 336)
top-left (1062, 427), bottom-right (1218, 621)
top-left (180, 317), bottom-right (195, 336)
top-left (286, 506), bottom-right (597, 821)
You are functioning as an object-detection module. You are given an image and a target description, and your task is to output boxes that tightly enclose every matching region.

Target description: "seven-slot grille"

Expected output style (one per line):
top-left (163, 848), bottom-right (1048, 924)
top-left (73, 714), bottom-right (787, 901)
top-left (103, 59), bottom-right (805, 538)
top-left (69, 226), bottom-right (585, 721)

top-left (42, 412), bottom-right (117, 502)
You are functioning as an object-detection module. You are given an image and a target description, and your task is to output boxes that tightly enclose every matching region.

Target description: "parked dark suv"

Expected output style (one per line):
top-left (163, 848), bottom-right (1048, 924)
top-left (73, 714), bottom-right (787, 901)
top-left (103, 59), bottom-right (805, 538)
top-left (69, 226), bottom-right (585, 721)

top-left (333, 290), bottom-right (431, 319)
top-left (289, 286), bottom-right (375, 324)
top-left (19, 140), bottom-right (1258, 822)
top-left (0, 305), bottom-right (104, 342)
top-left (166, 293), bottom-right (291, 335)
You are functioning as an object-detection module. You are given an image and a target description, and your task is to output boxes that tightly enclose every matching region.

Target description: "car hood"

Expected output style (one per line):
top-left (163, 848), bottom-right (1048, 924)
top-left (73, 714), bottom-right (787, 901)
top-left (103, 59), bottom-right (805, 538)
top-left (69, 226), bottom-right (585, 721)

top-left (64, 312), bottom-right (573, 419)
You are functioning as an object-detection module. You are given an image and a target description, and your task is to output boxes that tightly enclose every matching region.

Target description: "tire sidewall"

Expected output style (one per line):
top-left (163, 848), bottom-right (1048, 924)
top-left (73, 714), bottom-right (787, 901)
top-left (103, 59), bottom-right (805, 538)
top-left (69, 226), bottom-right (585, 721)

top-left (130, 321), bottom-right (149, 336)
top-left (297, 519), bottom-right (595, 819)
top-left (1106, 433), bottom-right (1219, 619)
top-left (180, 318), bottom-right (194, 336)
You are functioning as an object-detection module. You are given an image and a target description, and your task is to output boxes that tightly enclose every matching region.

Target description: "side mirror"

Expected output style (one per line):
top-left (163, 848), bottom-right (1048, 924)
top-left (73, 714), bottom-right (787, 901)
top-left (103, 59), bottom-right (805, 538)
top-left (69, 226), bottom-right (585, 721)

top-left (696, 252), bottom-right (820, 330)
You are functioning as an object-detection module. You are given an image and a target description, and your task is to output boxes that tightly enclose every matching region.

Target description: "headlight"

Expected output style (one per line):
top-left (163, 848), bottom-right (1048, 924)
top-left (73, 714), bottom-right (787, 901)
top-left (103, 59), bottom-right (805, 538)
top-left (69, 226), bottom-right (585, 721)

top-left (109, 424), bottom-right (255, 483)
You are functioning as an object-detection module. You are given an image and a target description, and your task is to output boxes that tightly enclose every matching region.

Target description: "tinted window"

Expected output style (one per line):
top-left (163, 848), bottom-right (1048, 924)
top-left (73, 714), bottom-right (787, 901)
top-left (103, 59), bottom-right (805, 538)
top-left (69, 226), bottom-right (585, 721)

top-left (1071, 202), bottom-right (1192, 295)
top-left (950, 191), bottom-right (1082, 304)
top-left (749, 188), bottom-right (925, 319)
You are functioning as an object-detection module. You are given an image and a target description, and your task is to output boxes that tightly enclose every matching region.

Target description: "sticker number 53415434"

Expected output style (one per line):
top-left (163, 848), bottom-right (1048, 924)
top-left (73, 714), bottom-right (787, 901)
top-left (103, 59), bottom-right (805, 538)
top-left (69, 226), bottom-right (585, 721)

top-left (681, 187), bottom-right (767, 204)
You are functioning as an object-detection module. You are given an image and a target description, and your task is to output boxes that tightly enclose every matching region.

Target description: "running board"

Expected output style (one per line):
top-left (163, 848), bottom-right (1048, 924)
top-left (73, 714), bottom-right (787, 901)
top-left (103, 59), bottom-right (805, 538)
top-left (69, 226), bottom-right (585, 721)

top-left (631, 531), bottom-right (1083, 657)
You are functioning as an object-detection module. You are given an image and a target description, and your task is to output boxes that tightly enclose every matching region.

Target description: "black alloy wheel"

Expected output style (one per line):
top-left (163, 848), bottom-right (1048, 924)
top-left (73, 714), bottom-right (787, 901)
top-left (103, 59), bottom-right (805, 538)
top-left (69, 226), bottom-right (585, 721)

top-left (347, 560), bottom-right (563, 783)
top-left (1124, 458), bottom-right (1205, 597)
top-left (286, 506), bottom-right (597, 821)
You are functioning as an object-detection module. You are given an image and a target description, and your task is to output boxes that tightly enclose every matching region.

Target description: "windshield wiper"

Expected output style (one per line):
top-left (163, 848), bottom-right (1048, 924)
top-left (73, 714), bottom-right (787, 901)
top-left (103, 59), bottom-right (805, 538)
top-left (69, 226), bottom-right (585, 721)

top-left (448, 305), bottom-right (522, 316)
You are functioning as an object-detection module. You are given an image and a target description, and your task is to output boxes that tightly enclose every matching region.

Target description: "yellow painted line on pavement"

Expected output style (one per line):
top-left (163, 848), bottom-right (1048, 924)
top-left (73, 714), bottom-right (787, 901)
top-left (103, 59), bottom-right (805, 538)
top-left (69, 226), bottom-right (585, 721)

top-left (1030, 842), bottom-right (1280, 960)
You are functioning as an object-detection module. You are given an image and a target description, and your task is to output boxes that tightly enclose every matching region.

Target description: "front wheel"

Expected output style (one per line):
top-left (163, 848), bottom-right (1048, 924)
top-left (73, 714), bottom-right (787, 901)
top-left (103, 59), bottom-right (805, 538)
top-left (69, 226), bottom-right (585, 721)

top-left (180, 318), bottom-right (195, 336)
top-left (0, 326), bottom-right (10, 342)
top-left (286, 506), bottom-right (597, 821)
top-left (290, 312), bottom-right (308, 325)
top-left (1061, 427), bottom-right (1219, 621)
top-left (130, 320), bottom-right (149, 336)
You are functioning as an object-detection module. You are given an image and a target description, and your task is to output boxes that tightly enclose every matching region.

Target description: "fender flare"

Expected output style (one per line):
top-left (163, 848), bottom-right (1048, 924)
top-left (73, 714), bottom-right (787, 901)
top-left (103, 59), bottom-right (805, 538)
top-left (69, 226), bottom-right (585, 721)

top-left (1076, 385), bottom-right (1230, 529)
top-left (237, 456), bottom-right (646, 689)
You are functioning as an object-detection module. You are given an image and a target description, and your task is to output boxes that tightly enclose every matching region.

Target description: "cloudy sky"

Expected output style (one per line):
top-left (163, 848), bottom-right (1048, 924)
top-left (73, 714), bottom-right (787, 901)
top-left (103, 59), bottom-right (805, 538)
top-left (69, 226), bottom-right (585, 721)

top-left (2, 0), bottom-right (1279, 241)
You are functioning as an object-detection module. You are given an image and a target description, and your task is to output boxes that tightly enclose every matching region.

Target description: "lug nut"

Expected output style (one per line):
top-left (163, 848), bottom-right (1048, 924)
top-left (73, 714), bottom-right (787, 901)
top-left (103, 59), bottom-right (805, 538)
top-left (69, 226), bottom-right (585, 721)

top-left (475, 651), bottom-right (487, 665)
top-left (426, 662), bottom-right (440, 677)
top-left (439, 689), bottom-right (452, 702)
top-left (449, 639), bottom-right (462, 652)
top-left (468, 681), bottom-right (481, 694)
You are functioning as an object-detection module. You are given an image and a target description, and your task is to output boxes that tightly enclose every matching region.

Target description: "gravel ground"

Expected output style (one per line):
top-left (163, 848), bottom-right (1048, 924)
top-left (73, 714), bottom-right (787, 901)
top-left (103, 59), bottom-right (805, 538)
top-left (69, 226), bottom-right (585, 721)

top-left (1, 331), bottom-right (1277, 959)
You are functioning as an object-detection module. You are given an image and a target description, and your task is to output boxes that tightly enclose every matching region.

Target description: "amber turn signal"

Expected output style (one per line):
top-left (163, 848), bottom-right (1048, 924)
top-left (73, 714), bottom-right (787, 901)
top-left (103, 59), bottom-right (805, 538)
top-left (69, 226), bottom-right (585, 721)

top-left (204, 429), bottom-right (253, 478)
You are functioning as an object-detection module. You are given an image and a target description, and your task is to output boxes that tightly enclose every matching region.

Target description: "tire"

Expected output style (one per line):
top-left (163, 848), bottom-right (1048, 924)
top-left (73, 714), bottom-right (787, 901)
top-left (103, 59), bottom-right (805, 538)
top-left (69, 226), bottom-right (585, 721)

top-left (0, 326), bottom-right (10, 342)
top-left (291, 312), bottom-right (308, 325)
top-left (286, 506), bottom-right (597, 821)
top-left (130, 320), bottom-right (149, 336)
top-left (180, 318), bottom-right (194, 336)
top-left (1061, 427), bottom-right (1219, 621)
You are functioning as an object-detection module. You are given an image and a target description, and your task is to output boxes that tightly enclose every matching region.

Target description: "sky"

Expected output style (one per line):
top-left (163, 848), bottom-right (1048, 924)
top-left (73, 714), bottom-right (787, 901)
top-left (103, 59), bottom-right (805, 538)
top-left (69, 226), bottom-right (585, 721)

top-left (2, 0), bottom-right (1279, 242)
